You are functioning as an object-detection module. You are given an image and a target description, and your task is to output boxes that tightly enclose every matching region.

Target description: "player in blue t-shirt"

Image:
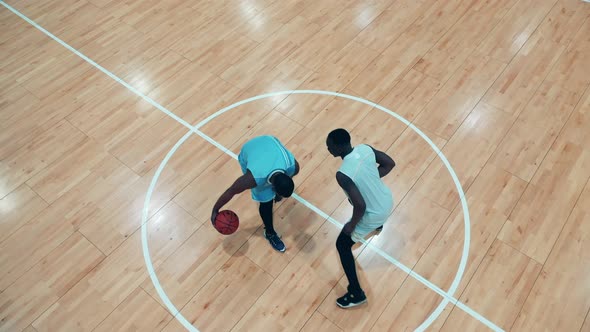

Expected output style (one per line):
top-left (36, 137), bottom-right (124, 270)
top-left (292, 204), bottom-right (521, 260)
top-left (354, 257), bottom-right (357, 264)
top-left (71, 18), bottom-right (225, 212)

top-left (211, 135), bottom-right (299, 252)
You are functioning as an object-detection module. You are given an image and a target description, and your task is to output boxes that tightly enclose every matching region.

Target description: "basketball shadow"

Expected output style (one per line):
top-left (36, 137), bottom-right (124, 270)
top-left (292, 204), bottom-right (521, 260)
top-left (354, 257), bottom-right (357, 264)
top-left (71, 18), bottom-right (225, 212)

top-left (221, 225), bottom-right (260, 256)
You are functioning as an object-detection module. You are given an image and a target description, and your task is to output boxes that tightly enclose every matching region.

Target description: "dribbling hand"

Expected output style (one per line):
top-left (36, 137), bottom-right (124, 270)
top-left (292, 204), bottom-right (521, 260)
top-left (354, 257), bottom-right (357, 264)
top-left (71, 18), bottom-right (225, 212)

top-left (211, 210), bottom-right (218, 226)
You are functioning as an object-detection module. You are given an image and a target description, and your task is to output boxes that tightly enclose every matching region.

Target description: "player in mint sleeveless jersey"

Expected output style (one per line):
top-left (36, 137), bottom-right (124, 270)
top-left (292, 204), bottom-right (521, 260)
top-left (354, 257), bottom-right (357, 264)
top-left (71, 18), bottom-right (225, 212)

top-left (326, 128), bottom-right (395, 308)
top-left (211, 135), bottom-right (299, 252)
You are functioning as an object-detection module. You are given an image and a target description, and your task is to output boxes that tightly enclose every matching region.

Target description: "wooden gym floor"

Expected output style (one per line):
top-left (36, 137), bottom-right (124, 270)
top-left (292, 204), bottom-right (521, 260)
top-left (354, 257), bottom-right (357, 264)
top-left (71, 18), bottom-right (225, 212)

top-left (1, 0), bottom-right (590, 331)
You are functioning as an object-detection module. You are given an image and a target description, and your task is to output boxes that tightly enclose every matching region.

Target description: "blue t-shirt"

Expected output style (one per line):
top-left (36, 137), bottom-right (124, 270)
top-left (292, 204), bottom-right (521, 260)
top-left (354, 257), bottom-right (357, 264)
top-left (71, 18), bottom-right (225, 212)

top-left (238, 136), bottom-right (296, 202)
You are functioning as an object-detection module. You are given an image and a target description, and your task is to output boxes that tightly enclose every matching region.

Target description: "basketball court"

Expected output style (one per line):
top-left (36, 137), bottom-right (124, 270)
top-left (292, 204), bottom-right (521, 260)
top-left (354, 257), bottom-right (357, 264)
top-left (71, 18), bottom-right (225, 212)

top-left (1, 0), bottom-right (589, 331)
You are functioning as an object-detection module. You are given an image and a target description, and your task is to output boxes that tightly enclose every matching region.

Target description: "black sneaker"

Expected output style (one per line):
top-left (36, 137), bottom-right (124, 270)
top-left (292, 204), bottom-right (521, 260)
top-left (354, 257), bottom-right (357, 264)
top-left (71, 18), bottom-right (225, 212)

top-left (264, 229), bottom-right (286, 252)
top-left (336, 290), bottom-right (367, 308)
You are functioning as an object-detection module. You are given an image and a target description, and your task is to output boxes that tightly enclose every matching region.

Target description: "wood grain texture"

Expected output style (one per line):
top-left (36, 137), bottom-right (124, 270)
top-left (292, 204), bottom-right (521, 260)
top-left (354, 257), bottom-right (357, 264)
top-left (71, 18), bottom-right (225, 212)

top-left (1, 0), bottom-right (589, 330)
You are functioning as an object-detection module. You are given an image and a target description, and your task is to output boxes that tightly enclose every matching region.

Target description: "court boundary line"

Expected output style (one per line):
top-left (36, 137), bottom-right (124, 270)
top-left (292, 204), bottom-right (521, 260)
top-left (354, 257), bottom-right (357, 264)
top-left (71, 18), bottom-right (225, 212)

top-left (0, 2), bottom-right (503, 331)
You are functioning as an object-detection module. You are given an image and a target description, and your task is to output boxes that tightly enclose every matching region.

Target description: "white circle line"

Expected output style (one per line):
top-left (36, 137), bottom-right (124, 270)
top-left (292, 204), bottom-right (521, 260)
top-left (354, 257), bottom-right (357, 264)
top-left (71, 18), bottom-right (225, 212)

top-left (141, 90), bottom-right (482, 331)
top-left (0, 3), bottom-right (495, 330)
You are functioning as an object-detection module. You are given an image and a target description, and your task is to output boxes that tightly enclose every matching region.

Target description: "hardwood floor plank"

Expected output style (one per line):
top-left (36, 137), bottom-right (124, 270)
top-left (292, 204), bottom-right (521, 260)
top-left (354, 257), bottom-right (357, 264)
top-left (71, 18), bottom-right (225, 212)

top-left (498, 89), bottom-right (590, 262)
top-left (31, 202), bottom-right (198, 332)
top-left (0, 154), bottom-right (136, 291)
top-left (414, 102), bottom-right (516, 210)
top-left (164, 255), bottom-right (273, 332)
top-left (347, 0), bottom-right (477, 101)
top-left (441, 240), bottom-right (542, 331)
top-left (276, 43), bottom-right (380, 125)
top-left (413, 0), bottom-right (514, 82)
top-left (511, 180), bottom-right (590, 332)
top-left (232, 221), bottom-right (343, 331)
top-left (0, 232), bottom-right (104, 332)
top-left (301, 312), bottom-right (342, 332)
top-left (0, 184), bottom-right (47, 243)
top-left (94, 287), bottom-right (172, 332)
top-left (413, 163), bottom-right (528, 295)
top-left (1, 120), bottom-right (87, 199)
top-left (370, 275), bottom-right (452, 331)
top-left (1, 0), bottom-right (589, 330)
top-left (414, 53), bottom-right (507, 140)
top-left (476, 0), bottom-right (557, 63)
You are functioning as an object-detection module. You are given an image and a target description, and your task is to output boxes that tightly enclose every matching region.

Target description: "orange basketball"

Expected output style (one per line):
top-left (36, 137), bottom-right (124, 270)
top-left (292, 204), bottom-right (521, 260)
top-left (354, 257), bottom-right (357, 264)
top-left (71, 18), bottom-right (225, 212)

top-left (214, 210), bottom-right (239, 235)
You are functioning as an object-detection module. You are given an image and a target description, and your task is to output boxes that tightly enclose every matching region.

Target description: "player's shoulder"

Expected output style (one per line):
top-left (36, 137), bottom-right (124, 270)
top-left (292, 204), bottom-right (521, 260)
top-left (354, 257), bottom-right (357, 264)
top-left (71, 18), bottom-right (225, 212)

top-left (248, 135), bottom-right (275, 143)
top-left (355, 144), bottom-right (375, 155)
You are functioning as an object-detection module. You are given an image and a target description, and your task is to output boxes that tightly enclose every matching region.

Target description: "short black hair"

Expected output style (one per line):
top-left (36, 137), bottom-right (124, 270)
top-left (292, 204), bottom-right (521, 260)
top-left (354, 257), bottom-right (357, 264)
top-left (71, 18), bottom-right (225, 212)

top-left (327, 128), bottom-right (351, 146)
top-left (274, 173), bottom-right (294, 197)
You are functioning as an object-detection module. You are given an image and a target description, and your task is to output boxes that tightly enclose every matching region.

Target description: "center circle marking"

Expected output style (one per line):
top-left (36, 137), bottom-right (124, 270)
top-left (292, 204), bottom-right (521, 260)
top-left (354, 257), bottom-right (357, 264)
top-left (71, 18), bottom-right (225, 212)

top-left (141, 90), bottom-right (471, 332)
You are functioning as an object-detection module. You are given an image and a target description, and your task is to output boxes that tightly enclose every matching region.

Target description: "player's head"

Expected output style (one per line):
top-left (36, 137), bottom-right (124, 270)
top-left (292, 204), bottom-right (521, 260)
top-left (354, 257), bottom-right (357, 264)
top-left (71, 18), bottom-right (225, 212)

top-left (272, 172), bottom-right (294, 198)
top-left (326, 128), bottom-right (352, 157)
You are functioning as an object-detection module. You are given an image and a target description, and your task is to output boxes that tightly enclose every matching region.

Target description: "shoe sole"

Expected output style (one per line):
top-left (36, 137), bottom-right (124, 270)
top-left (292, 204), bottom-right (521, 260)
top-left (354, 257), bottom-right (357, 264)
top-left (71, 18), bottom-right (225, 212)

top-left (267, 242), bottom-right (286, 252)
top-left (271, 243), bottom-right (286, 252)
top-left (336, 298), bottom-right (367, 308)
top-left (267, 239), bottom-right (286, 252)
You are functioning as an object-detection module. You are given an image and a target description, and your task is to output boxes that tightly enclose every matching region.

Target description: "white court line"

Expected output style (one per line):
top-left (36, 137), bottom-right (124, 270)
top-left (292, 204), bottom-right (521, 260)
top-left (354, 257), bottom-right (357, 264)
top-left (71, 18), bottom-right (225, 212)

top-left (0, 2), bottom-right (502, 331)
top-left (150, 90), bottom-right (501, 332)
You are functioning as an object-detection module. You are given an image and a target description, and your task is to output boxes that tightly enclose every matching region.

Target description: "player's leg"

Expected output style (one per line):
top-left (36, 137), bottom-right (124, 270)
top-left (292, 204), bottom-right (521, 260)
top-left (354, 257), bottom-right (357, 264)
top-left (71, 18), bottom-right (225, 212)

top-left (258, 197), bottom-right (286, 252)
top-left (335, 231), bottom-right (367, 308)
top-left (348, 198), bottom-right (384, 231)
top-left (259, 200), bottom-right (275, 234)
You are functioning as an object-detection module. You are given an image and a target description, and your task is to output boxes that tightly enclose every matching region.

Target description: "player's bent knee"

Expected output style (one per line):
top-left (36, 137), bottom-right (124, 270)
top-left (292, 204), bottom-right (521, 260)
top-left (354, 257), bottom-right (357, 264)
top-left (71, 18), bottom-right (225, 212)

top-left (336, 232), bottom-right (353, 252)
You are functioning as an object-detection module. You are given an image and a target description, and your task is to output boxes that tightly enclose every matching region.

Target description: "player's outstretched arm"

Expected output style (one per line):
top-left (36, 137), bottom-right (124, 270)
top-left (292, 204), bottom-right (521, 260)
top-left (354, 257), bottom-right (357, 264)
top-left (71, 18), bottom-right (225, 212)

top-left (211, 173), bottom-right (256, 224)
top-left (336, 171), bottom-right (366, 235)
top-left (370, 146), bottom-right (395, 178)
